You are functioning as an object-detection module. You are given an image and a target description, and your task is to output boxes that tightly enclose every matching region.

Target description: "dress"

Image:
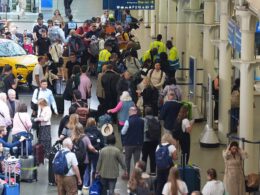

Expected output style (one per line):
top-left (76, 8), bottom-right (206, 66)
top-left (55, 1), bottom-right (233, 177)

top-left (223, 150), bottom-right (247, 195)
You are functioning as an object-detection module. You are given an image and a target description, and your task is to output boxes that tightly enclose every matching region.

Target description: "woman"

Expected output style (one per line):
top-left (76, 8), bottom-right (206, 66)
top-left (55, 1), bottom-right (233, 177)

top-left (71, 123), bottom-right (97, 190)
top-left (52, 9), bottom-right (64, 28)
top-left (107, 91), bottom-right (135, 145)
top-left (176, 105), bottom-right (194, 164)
top-left (156, 133), bottom-right (178, 195)
top-left (0, 93), bottom-right (12, 142)
top-left (202, 168), bottom-right (225, 195)
top-left (34, 98), bottom-right (52, 158)
top-left (162, 77), bottom-right (182, 102)
top-left (128, 168), bottom-right (150, 195)
top-left (223, 141), bottom-right (247, 195)
top-left (83, 118), bottom-right (104, 188)
top-left (12, 103), bottom-right (32, 154)
top-left (162, 167), bottom-right (188, 195)
top-left (59, 113), bottom-right (79, 140)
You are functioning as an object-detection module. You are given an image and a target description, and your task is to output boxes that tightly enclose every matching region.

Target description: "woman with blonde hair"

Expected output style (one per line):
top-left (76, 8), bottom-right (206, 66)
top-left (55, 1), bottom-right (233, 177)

top-left (34, 98), bottom-right (52, 158)
top-left (83, 117), bottom-right (104, 188)
top-left (71, 123), bottom-right (97, 191)
top-left (59, 113), bottom-right (79, 140)
top-left (107, 91), bottom-right (135, 145)
top-left (162, 167), bottom-right (188, 195)
top-left (156, 133), bottom-right (178, 195)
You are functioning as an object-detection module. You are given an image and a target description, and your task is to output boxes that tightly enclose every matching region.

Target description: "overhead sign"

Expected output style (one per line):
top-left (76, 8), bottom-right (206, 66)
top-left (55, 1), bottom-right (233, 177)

top-left (41, 0), bottom-right (52, 9)
top-left (228, 19), bottom-right (241, 53)
top-left (103, 0), bottom-right (155, 10)
top-left (256, 22), bottom-right (260, 33)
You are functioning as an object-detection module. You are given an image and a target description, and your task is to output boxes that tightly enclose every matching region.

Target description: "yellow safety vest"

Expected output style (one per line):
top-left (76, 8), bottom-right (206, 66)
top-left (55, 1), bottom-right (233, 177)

top-left (99, 49), bottom-right (111, 62)
top-left (150, 41), bottom-right (166, 54)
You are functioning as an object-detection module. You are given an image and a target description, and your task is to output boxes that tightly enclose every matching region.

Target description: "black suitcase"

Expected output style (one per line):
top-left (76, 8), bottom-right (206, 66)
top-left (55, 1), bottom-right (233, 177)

top-left (55, 95), bottom-right (64, 114)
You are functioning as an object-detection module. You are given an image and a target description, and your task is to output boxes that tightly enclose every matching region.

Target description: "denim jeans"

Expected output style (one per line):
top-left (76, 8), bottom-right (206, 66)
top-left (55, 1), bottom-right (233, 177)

top-left (100, 178), bottom-right (117, 195)
top-left (83, 153), bottom-right (99, 187)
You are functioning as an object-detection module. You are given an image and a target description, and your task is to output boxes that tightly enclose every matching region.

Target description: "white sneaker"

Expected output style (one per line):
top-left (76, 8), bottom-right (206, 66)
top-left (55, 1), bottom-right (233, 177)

top-left (78, 190), bottom-right (82, 195)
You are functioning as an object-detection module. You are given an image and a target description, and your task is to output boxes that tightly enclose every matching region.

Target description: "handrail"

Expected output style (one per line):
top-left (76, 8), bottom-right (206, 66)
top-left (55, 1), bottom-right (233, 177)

top-left (227, 135), bottom-right (260, 144)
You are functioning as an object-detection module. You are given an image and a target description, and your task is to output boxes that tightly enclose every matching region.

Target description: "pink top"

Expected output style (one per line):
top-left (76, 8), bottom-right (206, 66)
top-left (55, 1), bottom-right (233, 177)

top-left (78, 73), bottom-right (92, 100)
top-left (12, 112), bottom-right (32, 135)
top-left (109, 101), bottom-right (124, 126)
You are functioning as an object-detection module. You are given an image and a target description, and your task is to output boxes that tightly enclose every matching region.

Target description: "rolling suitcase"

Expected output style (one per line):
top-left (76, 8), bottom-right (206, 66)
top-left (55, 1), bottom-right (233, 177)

top-left (48, 142), bottom-right (62, 185)
top-left (3, 156), bottom-right (20, 195)
top-left (20, 140), bottom-right (37, 182)
top-left (55, 95), bottom-right (64, 114)
top-left (33, 143), bottom-right (44, 166)
top-left (55, 79), bottom-right (66, 95)
top-left (178, 155), bottom-right (200, 194)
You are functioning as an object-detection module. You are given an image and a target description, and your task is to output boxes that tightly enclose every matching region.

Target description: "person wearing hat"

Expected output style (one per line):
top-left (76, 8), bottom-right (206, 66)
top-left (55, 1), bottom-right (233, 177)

top-left (121, 106), bottom-right (144, 180)
top-left (96, 134), bottom-right (126, 195)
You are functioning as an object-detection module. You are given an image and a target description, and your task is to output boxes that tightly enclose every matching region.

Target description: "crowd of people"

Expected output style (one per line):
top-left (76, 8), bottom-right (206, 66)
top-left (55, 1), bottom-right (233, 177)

top-left (0, 7), bottom-right (250, 195)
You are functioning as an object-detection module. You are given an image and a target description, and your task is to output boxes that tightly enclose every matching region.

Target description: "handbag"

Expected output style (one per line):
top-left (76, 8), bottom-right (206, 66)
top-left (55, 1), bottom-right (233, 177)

top-left (54, 45), bottom-right (64, 66)
top-left (132, 41), bottom-right (141, 50)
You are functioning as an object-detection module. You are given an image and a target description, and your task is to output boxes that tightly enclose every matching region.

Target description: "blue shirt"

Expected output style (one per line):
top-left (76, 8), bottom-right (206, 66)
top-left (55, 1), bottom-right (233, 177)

top-left (32, 88), bottom-right (57, 113)
top-left (0, 138), bottom-right (20, 148)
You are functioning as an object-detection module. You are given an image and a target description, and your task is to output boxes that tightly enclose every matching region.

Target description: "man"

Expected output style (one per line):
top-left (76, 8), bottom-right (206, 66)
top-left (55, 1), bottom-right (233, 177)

top-left (116, 71), bottom-right (137, 103)
top-left (64, 14), bottom-right (77, 38)
top-left (65, 52), bottom-right (81, 80)
top-left (2, 64), bottom-right (18, 97)
top-left (141, 48), bottom-right (158, 65)
top-left (150, 34), bottom-right (166, 54)
top-left (121, 106), bottom-right (144, 179)
top-left (48, 20), bottom-right (66, 44)
top-left (6, 89), bottom-right (21, 119)
top-left (32, 57), bottom-right (45, 89)
top-left (166, 40), bottom-right (180, 78)
top-left (31, 79), bottom-right (58, 115)
top-left (55, 138), bottom-right (82, 195)
top-left (35, 29), bottom-right (51, 56)
top-left (78, 65), bottom-right (92, 104)
top-left (159, 90), bottom-right (182, 134)
top-left (96, 134), bottom-right (126, 195)
top-left (147, 62), bottom-right (166, 90)
top-left (76, 20), bottom-right (91, 36)
top-left (116, 25), bottom-right (129, 51)
top-left (64, 0), bottom-right (74, 17)
top-left (98, 43), bottom-right (112, 73)
top-left (101, 65), bottom-right (120, 111)
top-left (33, 17), bottom-right (48, 41)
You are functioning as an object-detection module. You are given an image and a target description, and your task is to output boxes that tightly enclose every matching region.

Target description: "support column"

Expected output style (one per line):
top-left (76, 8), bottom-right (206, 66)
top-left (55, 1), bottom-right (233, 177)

top-left (144, 10), bottom-right (150, 28)
top-left (203, 0), bottom-right (216, 77)
top-left (218, 0), bottom-right (232, 143)
top-left (158, 0), bottom-right (168, 42)
top-left (236, 10), bottom-right (257, 174)
top-left (176, 0), bottom-right (187, 68)
top-left (151, 0), bottom-right (159, 38)
top-left (167, 0), bottom-right (177, 41)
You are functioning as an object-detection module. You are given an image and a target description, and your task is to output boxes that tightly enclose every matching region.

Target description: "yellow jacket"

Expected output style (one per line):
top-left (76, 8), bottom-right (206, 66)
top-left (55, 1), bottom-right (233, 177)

top-left (168, 46), bottom-right (179, 62)
top-left (99, 49), bottom-right (111, 62)
top-left (150, 41), bottom-right (166, 54)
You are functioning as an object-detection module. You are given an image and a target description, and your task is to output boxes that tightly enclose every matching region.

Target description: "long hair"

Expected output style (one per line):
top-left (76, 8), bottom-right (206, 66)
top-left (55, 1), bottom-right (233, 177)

top-left (176, 105), bottom-right (189, 123)
top-left (67, 114), bottom-right (79, 130)
top-left (128, 168), bottom-right (146, 192)
top-left (71, 123), bottom-right (84, 142)
top-left (168, 167), bottom-right (181, 195)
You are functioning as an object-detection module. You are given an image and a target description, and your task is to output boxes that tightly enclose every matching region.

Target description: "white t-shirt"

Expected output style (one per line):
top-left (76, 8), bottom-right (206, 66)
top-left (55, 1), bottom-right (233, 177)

top-left (32, 64), bottom-right (44, 87)
top-left (162, 180), bottom-right (188, 195)
top-left (182, 118), bottom-right (191, 133)
top-left (202, 180), bottom-right (225, 195)
top-left (156, 143), bottom-right (176, 157)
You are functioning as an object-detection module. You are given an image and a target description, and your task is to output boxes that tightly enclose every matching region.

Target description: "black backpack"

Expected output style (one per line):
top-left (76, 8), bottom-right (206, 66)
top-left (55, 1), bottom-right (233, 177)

top-left (172, 119), bottom-right (183, 141)
top-left (146, 117), bottom-right (161, 141)
top-left (72, 136), bottom-right (87, 164)
top-left (86, 130), bottom-right (104, 151)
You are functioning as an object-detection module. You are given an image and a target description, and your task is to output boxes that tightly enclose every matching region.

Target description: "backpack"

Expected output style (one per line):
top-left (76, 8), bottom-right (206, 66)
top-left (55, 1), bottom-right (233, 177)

top-left (0, 75), bottom-right (7, 92)
top-left (231, 90), bottom-right (240, 108)
top-left (89, 39), bottom-right (99, 57)
top-left (146, 117), bottom-right (161, 141)
top-left (52, 150), bottom-right (71, 175)
top-left (76, 102), bottom-right (89, 126)
top-left (172, 119), bottom-right (183, 141)
top-left (89, 178), bottom-right (102, 195)
top-left (48, 26), bottom-right (61, 43)
top-left (155, 144), bottom-right (173, 170)
top-left (86, 130), bottom-right (104, 151)
top-left (69, 36), bottom-right (85, 55)
top-left (72, 136), bottom-right (87, 164)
